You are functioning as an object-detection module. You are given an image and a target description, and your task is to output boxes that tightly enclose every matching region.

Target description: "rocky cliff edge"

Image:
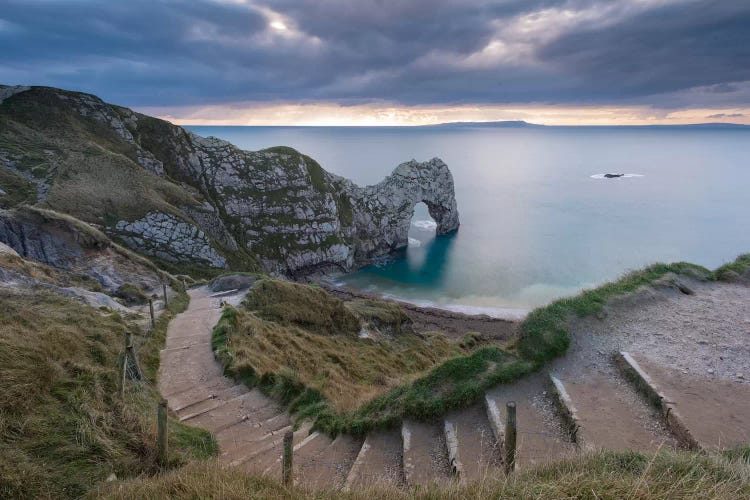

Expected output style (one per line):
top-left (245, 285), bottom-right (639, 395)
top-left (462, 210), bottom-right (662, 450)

top-left (0, 85), bottom-right (459, 276)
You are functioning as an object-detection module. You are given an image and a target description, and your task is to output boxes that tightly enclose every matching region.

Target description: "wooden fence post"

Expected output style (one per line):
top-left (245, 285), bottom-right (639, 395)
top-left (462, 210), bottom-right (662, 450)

top-left (121, 332), bottom-right (131, 397)
top-left (162, 284), bottom-right (168, 307)
top-left (158, 399), bottom-right (168, 465)
top-left (148, 298), bottom-right (155, 328)
top-left (282, 430), bottom-right (293, 486)
top-left (504, 401), bottom-right (517, 474)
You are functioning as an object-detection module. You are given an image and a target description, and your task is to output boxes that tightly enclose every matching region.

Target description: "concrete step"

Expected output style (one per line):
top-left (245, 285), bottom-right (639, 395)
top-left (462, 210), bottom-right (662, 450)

top-left (618, 352), bottom-right (750, 451)
top-left (229, 425), bottom-right (293, 469)
top-left (295, 433), bottom-right (364, 490)
top-left (160, 375), bottom-right (229, 401)
top-left (344, 429), bottom-right (404, 490)
top-left (217, 413), bottom-right (292, 461)
top-left (486, 373), bottom-right (575, 470)
top-left (240, 422), bottom-right (313, 476)
top-left (176, 398), bottom-right (224, 423)
top-left (164, 331), bottom-right (212, 350)
top-left (169, 383), bottom-right (249, 414)
top-left (445, 403), bottom-right (501, 482)
top-left (158, 340), bottom-right (225, 384)
top-left (401, 420), bottom-right (452, 487)
top-left (549, 373), bottom-right (675, 452)
top-left (184, 389), bottom-right (281, 432)
top-left (263, 431), bottom-right (331, 477)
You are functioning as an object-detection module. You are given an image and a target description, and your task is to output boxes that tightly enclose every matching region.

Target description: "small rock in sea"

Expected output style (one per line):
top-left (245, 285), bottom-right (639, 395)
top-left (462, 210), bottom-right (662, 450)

top-left (737, 373), bottom-right (745, 379)
top-left (707, 369), bottom-right (715, 374)
top-left (697, 340), bottom-right (708, 345)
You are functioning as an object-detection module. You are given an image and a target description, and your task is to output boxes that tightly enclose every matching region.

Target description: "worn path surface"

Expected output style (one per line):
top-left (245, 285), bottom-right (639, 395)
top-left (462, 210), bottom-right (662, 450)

top-left (158, 286), bottom-right (363, 487)
top-left (157, 279), bottom-right (750, 490)
top-left (158, 287), bottom-right (294, 472)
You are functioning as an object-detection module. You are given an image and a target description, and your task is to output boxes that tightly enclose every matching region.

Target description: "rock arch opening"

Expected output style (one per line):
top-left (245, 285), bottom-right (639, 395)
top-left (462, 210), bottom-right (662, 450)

top-left (409, 201), bottom-right (437, 248)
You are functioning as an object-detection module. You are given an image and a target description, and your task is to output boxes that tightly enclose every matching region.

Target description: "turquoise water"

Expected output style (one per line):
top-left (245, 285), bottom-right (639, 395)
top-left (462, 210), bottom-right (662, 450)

top-left (188, 125), bottom-right (750, 316)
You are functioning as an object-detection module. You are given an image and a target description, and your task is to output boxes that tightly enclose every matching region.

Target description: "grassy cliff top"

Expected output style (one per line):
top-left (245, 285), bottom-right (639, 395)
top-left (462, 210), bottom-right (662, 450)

top-left (212, 279), bottom-right (494, 428)
top-left (0, 257), bottom-right (213, 498)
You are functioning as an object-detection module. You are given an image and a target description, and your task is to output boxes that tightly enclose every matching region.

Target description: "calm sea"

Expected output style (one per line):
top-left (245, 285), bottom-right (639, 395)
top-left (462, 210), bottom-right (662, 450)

top-left (187, 125), bottom-right (750, 317)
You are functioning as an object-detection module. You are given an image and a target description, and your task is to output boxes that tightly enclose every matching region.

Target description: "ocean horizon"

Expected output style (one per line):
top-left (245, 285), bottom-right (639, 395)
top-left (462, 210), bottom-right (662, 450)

top-left (188, 124), bottom-right (750, 317)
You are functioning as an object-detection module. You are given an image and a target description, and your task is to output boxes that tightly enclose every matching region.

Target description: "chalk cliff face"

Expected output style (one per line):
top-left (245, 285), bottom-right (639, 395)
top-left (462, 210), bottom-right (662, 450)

top-left (0, 85), bottom-right (459, 275)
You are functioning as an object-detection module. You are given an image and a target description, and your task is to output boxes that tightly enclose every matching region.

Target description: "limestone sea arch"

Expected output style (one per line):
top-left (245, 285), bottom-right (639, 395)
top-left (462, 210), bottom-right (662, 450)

top-left (0, 85), bottom-right (460, 276)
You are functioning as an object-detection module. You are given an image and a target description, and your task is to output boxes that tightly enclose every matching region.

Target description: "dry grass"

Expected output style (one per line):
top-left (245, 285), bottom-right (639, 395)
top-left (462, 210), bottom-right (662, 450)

top-left (1, 87), bottom-right (200, 225)
top-left (0, 286), bottom-right (212, 498)
top-left (42, 146), bottom-right (198, 224)
top-left (0, 166), bottom-right (36, 207)
top-left (217, 284), bottom-right (461, 412)
top-left (17, 204), bottom-right (111, 248)
top-left (244, 279), bottom-right (361, 336)
top-left (95, 449), bottom-right (750, 499)
top-left (213, 280), bottom-right (520, 434)
top-left (0, 251), bottom-right (104, 291)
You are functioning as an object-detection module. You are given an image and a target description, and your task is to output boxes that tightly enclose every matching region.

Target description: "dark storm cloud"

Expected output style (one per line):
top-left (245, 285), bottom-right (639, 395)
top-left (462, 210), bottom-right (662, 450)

top-left (0, 0), bottom-right (748, 108)
top-left (537, 0), bottom-right (750, 101)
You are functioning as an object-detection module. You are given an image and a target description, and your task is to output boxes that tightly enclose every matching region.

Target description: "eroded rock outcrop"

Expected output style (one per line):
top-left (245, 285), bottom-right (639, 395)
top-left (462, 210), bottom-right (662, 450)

top-left (0, 206), bottom-right (169, 294)
top-left (115, 212), bottom-right (226, 268)
top-left (0, 85), bottom-right (459, 275)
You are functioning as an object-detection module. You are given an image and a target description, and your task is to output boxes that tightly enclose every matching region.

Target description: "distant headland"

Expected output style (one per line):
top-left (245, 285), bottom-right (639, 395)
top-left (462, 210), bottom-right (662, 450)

top-left (423, 120), bottom-right (749, 129)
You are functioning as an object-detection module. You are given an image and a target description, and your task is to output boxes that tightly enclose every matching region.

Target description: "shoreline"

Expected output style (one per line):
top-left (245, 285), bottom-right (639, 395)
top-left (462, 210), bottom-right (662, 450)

top-left (319, 281), bottom-right (520, 342)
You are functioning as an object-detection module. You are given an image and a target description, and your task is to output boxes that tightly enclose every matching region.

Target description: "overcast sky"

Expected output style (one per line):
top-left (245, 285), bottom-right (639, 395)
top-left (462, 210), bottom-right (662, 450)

top-left (2, 0), bottom-right (749, 125)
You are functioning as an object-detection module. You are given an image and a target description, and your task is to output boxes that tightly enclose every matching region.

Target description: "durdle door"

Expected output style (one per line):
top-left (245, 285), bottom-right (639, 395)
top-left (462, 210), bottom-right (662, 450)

top-left (0, 85), bottom-right (459, 278)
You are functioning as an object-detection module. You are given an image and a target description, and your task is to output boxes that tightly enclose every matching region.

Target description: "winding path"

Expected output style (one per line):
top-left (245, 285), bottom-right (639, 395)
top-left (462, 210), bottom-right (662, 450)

top-left (158, 282), bottom-right (750, 490)
top-left (158, 286), bottom-right (365, 487)
top-left (158, 287), bottom-right (302, 474)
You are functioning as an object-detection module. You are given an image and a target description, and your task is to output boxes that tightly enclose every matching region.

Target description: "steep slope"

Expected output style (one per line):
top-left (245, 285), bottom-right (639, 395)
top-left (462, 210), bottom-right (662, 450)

top-left (0, 85), bottom-right (459, 276)
top-left (0, 250), bottom-right (214, 498)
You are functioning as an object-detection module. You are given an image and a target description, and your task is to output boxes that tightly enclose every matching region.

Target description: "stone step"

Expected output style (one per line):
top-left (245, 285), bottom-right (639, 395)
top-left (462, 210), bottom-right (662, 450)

top-left (549, 373), bottom-right (674, 452)
top-left (619, 352), bottom-right (750, 451)
top-left (176, 398), bottom-right (224, 423)
top-left (486, 373), bottom-right (574, 470)
top-left (262, 431), bottom-right (330, 477)
top-left (160, 375), bottom-right (229, 401)
top-left (445, 403), bottom-right (501, 482)
top-left (217, 413), bottom-right (292, 461)
top-left (239, 422), bottom-right (313, 476)
top-left (344, 429), bottom-right (404, 490)
top-left (228, 425), bottom-right (293, 469)
top-left (401, 420), bottom-right (452, 487)
top-left (170, 384), bottom-right (249, 414)
top-left (184, 388), bottom-right (281, 432)
top-left (295, 433), bottom-right (364, 490)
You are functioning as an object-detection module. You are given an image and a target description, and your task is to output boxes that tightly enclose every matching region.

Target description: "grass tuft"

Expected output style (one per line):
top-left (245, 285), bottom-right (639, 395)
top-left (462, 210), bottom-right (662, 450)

top-left (139, 289), bottom-right (190, 383)
top-left (0, 288), bottom-right (212, 499)
top-left (714, 254), bottom-right (750, 282)
top-left (245, 279), bottom-right (361, 336)
top-left (96, 449), bottom-right (750, 499)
